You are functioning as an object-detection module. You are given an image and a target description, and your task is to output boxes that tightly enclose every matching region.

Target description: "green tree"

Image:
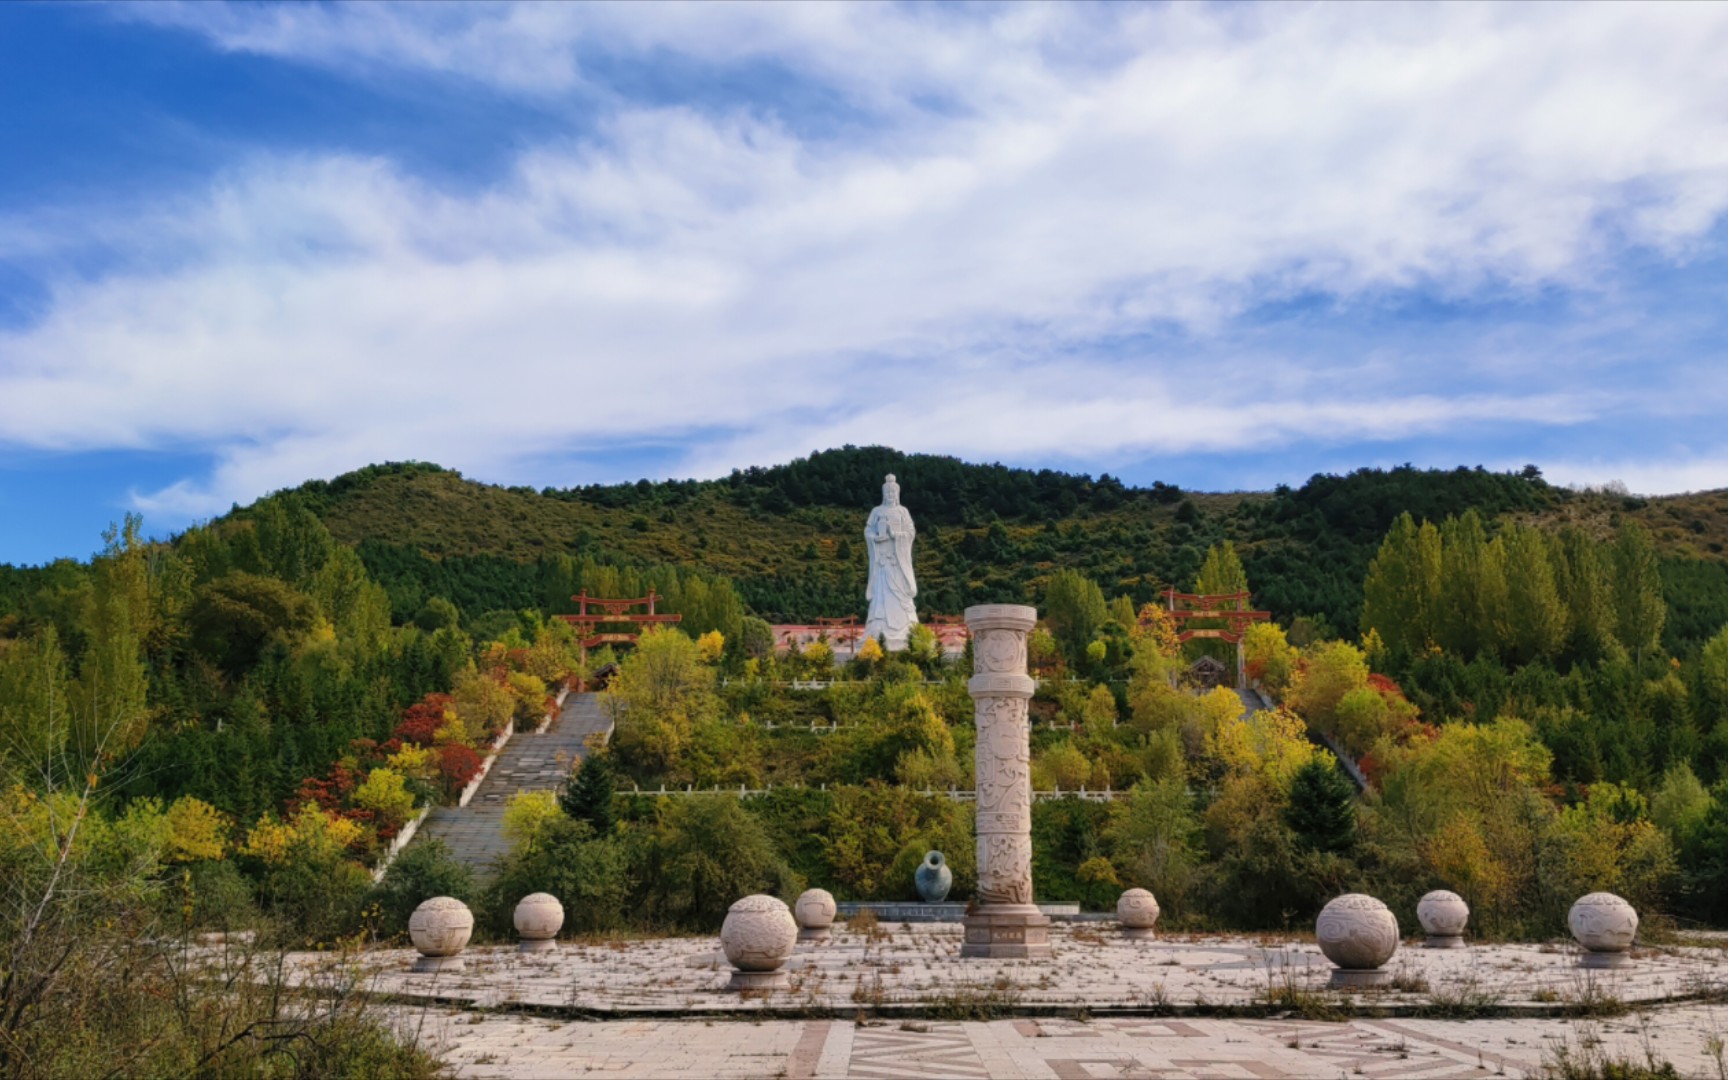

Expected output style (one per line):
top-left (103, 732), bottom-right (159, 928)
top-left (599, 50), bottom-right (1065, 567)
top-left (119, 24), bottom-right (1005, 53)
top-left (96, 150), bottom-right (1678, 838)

top-left (1502, 523), bottom-right (1567, 665)
top-left (1362, 513), bottom-right (1442, 659)
top-left (1555, 527), bottom-right (1619, 663)
top-left (186, 570), bottom-right (316, 676)
top-left (413, 596), bottom-right (461, 632)
top-left (1612, 522), bottom-right (1666, 664)
top-left (738, 616), bottom-right (775, 660)
top-left (0, 628), bottom-right (71, 780)
top-left (608, 628), bottom-right (715, 777)
top-left (486, 817), bottom-right (632, 936)
top-left (70, 521), bottom-right (152, 754)
top-left (1194, 540), bottom-right (1249, 596)
top-left (1700, 623), bottom-right (1728, 719)
top-left (1104, 778), bottom-right (1200, 908)
top-left (1437, 510), bottom-right (1508, 659)
top-left (561, 750), bottom-right (617, 834)
top-left (1044, 569), bottom-right (1107, 663)
top-left (371, 839), bottom-right (476, 937)
top-left (1285, 758), bottom-right (1357, 853)
top-left (639, 795), bottom-right (797, 929)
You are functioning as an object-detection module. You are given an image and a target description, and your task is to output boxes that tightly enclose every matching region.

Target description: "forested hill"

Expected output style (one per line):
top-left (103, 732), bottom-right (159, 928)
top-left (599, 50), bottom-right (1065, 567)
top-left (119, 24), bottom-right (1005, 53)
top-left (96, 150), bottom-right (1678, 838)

top-left (265, 448), bottom-right (1728, 654)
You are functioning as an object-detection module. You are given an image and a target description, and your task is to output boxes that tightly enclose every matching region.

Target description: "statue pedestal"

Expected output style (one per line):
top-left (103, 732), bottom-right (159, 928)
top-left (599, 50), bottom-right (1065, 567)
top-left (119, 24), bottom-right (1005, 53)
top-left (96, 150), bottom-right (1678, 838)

top-left (960, 904), bottom-right (1052, 960)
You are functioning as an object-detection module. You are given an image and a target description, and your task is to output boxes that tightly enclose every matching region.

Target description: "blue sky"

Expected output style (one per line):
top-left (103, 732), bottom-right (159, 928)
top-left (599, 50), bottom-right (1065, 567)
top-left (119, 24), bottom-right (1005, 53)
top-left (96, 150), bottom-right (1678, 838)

top-left (4, 2), bottom-right (1728, 565)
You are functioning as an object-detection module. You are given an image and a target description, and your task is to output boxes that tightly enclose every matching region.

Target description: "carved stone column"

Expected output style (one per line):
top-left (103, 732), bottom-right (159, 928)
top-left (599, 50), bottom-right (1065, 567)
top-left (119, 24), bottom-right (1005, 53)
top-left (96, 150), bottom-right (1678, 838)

top-left (961, 604), bottom-right (1052, 960)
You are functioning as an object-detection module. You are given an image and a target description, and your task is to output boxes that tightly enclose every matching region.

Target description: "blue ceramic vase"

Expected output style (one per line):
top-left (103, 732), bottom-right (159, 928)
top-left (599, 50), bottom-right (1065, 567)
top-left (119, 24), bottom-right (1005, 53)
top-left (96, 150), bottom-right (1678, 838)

top-left (914, 850), bottom-right (952, 902)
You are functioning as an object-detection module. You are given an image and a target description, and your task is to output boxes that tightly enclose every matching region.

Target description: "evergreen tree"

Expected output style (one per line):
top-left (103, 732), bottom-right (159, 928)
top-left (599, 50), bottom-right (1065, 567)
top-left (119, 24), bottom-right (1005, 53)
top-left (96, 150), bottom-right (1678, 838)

top-left (1285, 758), bottom-right (1357, 853)
top-left (561, 750), bottom-right (617, 834)
top-left (1612, 522), bottom-right (1666, 664)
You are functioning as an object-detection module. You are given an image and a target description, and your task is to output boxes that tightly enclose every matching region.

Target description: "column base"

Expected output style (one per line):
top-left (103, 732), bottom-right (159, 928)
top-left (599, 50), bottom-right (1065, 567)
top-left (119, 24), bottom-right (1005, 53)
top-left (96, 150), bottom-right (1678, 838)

top-left (1423, 935), bottom-right (1465, 949)
top-left (1328, 968), bottom-right (1390, 989)
top-left (960, 905), bottom-right (1053, 959)
top-left (1579, 950), bottom-right (1630, 969)
top-left (797, 928), bottom-right (831, 945)
top-left (411, 955), bottom-right (465, 973)
top-left (726, 969), bottom-right (791, 991)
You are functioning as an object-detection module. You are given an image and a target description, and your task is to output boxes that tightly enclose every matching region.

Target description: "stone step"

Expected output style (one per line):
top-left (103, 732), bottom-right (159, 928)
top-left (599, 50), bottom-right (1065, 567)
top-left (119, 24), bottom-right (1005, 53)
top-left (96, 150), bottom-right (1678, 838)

top-left (408, 691), bottom-right (613, 881)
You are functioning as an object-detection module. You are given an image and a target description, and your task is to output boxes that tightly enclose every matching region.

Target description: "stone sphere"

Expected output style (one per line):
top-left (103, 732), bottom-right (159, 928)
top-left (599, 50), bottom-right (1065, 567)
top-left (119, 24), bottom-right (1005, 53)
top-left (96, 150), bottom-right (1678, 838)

top-left (1416, 890), bottom-right (1470, 939)
top-left (1117, 888), bottom-right (1160, 930)
top-left (1315, 894), bottom-right (1399, 971)
top-left (720, 895), bottom-right (798, 973)
top-left (408, 896), bottom-right (474, 959)
top-left (514, 892), bottom-right (565, 943)
top-left (1570, 892), bottom-right (1638, 954)
top-left (794, 889), bottom-right (837, 930)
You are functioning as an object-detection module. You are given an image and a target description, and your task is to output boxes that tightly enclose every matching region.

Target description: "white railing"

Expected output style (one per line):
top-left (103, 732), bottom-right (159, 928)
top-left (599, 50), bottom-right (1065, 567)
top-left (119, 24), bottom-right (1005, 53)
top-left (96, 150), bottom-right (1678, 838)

top-left (619, 782), bottom-right (1128, 802)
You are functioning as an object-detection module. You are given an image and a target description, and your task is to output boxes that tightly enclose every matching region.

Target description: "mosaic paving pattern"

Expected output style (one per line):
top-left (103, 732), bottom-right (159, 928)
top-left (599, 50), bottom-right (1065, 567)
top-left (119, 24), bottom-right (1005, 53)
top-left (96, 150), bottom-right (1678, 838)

top-left (415, 1008), bottom-right (1728, 1078)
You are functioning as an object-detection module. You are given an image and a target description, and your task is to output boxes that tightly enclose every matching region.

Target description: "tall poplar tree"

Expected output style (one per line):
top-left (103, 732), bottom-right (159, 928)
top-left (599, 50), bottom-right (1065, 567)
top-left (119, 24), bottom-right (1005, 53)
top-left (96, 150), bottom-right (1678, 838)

top-left (1044, 569), bottom-right (1108, 663)
top-left (1194, 541), bottom-right (1249, 597)
top-left (1438, 510), bottom-right (1508, 659)
top-left (1363, 512), bottom-right (1442, 658)
top-left (1612, 522), bottom-right (1666, 664)
top-left (1503, 524), bottom-right (1567, 665)
top-left (1555, 528), bottom-right (1618, 664)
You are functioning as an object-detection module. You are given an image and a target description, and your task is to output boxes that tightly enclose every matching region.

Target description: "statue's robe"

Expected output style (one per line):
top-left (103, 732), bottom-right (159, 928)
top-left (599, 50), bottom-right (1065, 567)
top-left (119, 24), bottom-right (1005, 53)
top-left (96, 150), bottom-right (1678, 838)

top-left (865, 503), bottom-right (918, 647)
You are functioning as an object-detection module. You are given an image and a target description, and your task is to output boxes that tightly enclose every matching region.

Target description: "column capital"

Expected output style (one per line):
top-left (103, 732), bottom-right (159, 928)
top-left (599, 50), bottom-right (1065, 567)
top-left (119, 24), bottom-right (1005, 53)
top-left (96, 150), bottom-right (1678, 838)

top-left (964, 604), bottom-right (1037, 634)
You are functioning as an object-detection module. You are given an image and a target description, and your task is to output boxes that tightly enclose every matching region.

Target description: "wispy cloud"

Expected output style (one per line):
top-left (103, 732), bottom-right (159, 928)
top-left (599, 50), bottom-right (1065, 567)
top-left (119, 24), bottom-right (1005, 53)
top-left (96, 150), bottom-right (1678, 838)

top-left (4, 1), bottom-right (1728, 516)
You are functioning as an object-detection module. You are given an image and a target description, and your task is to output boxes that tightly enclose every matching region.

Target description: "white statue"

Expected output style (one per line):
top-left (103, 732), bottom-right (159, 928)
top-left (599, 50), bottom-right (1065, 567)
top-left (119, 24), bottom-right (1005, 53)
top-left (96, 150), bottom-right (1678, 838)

top-left (865, 474), bottom-right (918, 650)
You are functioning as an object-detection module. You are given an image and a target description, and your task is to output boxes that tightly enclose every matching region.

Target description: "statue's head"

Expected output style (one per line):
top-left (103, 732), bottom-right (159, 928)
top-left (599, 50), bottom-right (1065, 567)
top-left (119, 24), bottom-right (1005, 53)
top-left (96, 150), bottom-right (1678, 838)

top-left (882, 474), bottom-right (900, 506)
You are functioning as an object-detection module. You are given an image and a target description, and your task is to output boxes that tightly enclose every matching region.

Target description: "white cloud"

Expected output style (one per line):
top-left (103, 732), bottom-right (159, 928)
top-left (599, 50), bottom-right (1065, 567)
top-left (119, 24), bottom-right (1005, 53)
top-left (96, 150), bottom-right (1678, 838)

top-left (1542, 456), bottom-right (1728, 497)
top-left (6, 2), bottom-right (1728, 514)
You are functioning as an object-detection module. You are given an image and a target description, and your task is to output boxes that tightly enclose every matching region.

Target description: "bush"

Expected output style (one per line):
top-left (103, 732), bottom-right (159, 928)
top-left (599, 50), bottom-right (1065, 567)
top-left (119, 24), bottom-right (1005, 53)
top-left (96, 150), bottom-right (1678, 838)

top-left (637, 795), bottom-right (798, 929)
top-left (486, 817), bottom-right (633, 937)
top-left (161, 858), bottom-right (260, 933)
top-left (371, 839), bottom-right (476, 938)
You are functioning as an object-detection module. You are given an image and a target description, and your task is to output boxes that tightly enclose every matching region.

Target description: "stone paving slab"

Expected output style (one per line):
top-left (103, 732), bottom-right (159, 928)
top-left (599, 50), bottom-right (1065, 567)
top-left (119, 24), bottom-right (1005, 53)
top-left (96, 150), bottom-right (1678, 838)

top-left (292, 924), bottom-right (1728, 1019)
top-left (385, 1006), bottom-right (1728, 1078)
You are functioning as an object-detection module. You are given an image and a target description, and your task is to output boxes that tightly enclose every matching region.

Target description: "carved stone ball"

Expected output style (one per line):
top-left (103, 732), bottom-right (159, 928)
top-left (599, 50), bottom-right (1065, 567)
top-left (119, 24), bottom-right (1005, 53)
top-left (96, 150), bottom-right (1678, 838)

top-left (408, 896), bottom-right (473, 964)
top-left (1416, 890), bottom-right (1469, 944)
top-left (795, 889), bottom-right (836, 931)
top-left (1315, 894), bottom-right (1399, 971)
top-left (513, 892), bottom-right (564, 951)
top-left (1117, 888), bottom-right (1160, 930)
top-left (1570, 892), bottom-right (1638, 955)
top-left (720, 895), bottom-right (798, 973)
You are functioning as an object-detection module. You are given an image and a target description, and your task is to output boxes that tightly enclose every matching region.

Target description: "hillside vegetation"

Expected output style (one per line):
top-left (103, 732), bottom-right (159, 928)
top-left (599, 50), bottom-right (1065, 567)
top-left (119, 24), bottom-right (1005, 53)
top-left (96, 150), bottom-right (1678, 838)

top-left (1, 443), bottom-right (1727, 1066)
top-left (278, 449), bottom-right (1728, 656)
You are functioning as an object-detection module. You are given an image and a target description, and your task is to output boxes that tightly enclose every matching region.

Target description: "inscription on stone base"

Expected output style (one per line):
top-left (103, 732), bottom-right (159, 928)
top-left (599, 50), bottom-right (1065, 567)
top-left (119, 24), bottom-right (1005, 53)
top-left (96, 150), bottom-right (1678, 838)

top-left (960, 906), bottom-right (1054, 959)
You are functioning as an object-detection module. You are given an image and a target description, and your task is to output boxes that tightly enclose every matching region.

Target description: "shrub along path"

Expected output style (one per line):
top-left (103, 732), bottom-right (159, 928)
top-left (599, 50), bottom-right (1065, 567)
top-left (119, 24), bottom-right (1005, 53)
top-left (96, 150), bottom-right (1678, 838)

top-left (414, 692), bottom-right (610, 880)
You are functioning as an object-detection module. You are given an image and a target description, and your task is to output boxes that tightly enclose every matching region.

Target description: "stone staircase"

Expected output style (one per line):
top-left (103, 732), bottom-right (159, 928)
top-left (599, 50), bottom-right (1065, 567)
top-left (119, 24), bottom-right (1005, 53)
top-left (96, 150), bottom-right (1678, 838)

top-left (413, 691), bottom-right (611, 880)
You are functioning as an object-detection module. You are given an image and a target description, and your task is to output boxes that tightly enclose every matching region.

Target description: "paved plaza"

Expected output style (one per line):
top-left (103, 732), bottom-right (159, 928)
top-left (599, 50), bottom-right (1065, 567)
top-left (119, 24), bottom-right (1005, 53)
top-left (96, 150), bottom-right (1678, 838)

top-left (277, 923), bottom-right (1728, 1076)
top-left (310, 923), bottom-right (1728, 1017)
top-left (397, 1007), bottom-right (1728, 1078)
